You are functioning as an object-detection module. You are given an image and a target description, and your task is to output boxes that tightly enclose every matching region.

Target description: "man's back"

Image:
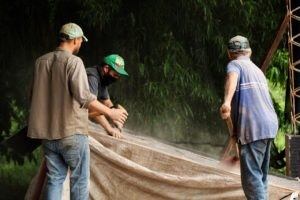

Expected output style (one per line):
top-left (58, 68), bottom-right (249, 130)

top-left (228, 56), bottom-right (278, 144)
top-left (28, 48), bottom-right (95, 139)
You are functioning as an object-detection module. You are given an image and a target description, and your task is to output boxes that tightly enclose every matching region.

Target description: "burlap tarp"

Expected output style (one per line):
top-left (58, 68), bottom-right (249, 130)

top-left (25, 124), bottom-right (300, 200)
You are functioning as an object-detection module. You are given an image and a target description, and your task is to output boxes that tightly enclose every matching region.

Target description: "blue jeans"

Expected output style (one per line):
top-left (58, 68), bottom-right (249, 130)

top-left (42, 134), bottom-right (90, 200)
top-left (239, 139), bottom-right (272, 200)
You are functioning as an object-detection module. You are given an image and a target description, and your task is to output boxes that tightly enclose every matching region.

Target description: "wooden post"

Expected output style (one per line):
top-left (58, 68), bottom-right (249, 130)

top-left (285, 134), bottom-right (300, 177)
top-left (260, 14), bottom-right (289, 74)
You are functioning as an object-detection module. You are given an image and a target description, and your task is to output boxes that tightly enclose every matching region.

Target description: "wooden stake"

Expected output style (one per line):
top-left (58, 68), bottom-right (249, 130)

top-left (260, 13), bottom-right (289, 74)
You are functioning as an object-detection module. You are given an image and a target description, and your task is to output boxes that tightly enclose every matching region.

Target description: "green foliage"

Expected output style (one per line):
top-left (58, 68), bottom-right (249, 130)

top-left (106, 0), bottom-right (285, 143)
top-left (0, 152), bottom-right (41, 200)
top-left (267, 49), bottom-right (290, 171)
top-left (8, 100), bottom-right (26, 134)
top-left (267, 49), bottom-right (289, 87)
top-left (267, 49), bottom-right (290, 151)
top-left (0, 0), bottom-right (286, 153)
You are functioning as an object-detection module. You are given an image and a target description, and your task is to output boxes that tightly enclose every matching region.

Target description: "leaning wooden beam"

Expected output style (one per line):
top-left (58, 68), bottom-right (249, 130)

top-left (260, 13), bottom-right (289, 74)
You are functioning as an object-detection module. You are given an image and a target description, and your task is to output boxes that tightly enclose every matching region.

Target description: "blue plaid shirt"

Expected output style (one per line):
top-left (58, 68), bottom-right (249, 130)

top-left (227, 56), bottom-right (278, 144)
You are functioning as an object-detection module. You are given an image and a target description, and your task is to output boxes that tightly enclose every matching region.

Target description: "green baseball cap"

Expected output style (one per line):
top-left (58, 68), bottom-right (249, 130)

top-left (59, 23), bottom-right (88, 42)
top-left (103, 54), bottom-right (128, 76)
top-left (228, 35), bottom-right (251, 52)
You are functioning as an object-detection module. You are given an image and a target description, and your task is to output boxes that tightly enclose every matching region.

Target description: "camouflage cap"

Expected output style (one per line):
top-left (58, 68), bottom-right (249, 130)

top-left (228, 35), bottom-right (251, 52)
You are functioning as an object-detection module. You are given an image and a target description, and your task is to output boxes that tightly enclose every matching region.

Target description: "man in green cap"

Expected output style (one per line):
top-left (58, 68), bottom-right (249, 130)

top-left (86, 54), bottom-right (129, 138)
top-left (27, 23), bottom-right (128, 200)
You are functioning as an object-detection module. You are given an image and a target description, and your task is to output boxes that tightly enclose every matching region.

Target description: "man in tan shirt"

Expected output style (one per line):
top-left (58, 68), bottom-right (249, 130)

top-left (28, 23), bottom-right (127, 200)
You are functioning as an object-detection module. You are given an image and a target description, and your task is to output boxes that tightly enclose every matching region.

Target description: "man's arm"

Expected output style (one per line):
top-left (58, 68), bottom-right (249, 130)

top-left (88, 100), bottom-right (128, 124)
top-left (89, 115), bottom-right (122, 138)
top-left (100, 99), bottom-right (114, 108)
top-left (89, 101), bottom-right (127, 131)
top-left (220, 72), bottom-right (238, 119)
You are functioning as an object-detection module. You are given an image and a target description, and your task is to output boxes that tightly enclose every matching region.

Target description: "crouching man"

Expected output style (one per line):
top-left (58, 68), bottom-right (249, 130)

top-left (86, 54), bottom-right (129, 138)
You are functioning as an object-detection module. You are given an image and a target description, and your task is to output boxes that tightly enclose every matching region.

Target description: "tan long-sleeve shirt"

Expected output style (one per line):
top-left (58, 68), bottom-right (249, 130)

top-left (27, 48), bottom-right (96, 139)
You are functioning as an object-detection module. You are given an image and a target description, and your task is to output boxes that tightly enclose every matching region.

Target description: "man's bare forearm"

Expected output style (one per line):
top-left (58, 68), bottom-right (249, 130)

top-left (88, 100), bottom-right (128, 124)
top-left (220, 72), bottom-right (238, 119)
top-left (88, 100), bottom-right (111, 117)
top-left (101, 99), bottom-right (114, 108)
top-left (224, 72), bottom-right (238, 104)
top-left (89, 115), bottom-right (112, 131)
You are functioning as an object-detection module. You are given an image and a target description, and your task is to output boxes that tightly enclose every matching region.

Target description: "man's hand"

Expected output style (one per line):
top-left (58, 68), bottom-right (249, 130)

top-left (112, 120), bottom-right (123, 131)
top-left (220, 103), bottom-right (231, 120)
top-left (116, 104), bottom-right (127, 113)
top-left (108, 108), bottom-right (128, 125)
top-left (112, 104), bottom-right (127, 131)
top-left (106, 127), bottom-right (122, 139)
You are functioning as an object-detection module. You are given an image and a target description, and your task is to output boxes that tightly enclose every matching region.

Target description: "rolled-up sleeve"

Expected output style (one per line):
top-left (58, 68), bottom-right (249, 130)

top-left (69, 58), bottom-right (96, 108)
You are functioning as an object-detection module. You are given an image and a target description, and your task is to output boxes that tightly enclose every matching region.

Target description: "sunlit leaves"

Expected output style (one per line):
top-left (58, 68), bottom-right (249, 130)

top-left (267, 49), bottom-right (289, 87)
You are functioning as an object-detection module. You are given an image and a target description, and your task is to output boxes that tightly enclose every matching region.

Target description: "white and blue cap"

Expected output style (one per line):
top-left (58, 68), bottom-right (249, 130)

top-left (59, 23), bottom-right (88, 42)
top-left (228, 35), bottom-right (251, 52)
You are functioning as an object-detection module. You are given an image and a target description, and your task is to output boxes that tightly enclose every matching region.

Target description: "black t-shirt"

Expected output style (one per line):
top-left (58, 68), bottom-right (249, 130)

top-left (86, 65), bottom-right (109, 100)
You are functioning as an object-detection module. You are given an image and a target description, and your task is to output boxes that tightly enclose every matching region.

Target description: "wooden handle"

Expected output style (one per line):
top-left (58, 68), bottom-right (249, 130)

top-left (221, 117), bottom-right (239, 160)
top-left (225, 117), bottom-right (234, 137)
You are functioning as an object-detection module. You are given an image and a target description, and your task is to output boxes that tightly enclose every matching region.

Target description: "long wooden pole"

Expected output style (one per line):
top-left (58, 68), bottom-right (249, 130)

top-left (260, 13), bottom-right (289, 74)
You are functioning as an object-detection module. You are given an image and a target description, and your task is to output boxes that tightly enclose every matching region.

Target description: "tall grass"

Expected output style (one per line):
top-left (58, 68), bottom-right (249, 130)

top-left (0, 150), bottom-right (41, 200)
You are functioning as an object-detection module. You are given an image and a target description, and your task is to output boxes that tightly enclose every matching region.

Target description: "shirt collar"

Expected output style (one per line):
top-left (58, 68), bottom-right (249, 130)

top-left (55, 47), bottom-right (72, 55)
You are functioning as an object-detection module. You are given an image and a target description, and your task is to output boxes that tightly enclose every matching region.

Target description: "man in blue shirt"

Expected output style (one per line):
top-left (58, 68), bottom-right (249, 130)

top-left (220, 35), bottom-right (278, 200)
top-left (86, 54), bottom-right (129, 138)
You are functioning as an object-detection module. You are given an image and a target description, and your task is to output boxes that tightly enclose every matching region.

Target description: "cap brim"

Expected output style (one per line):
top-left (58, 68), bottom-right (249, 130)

top-left (110, 65), bottom-right (129, 76)
top-left (83, 35), bottom-right (88, 42)
top-left (116, 68), bottom-right (129, 77)
top-left (228, 48), bottom-right (251, 52)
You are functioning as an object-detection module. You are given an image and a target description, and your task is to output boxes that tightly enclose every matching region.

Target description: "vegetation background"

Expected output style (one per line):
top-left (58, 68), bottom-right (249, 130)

top-left (0, 0), bottom-right (289, 199)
